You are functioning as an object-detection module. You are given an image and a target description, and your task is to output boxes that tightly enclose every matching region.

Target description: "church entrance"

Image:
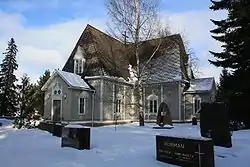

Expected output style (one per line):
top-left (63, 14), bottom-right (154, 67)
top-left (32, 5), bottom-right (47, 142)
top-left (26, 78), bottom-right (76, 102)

top-left (52, 99), bottom-right (61, 122)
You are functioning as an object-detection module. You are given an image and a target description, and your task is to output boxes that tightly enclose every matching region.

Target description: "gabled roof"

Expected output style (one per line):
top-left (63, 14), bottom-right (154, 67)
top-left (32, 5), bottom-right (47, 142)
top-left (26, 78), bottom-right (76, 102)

top-left (185, 77), bottom-right (215, 93)
top-left (62, 24), bottom-right (189, 82)
top-left (41, 69), bottom-right (92, 91)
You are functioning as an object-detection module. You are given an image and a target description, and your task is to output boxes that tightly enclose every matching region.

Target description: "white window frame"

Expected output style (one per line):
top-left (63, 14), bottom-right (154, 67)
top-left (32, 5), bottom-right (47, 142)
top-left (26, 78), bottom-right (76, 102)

top-left (116, 99), bottom-right (122, 113)
top-left (193, 95), bottom-right (201, 115)
top-left (78, 97), bottom-right (86, 115)
top-left (114, 93), bottom-right (123, 116)
top-left (149, 99), bottom-right (158, 114)
top-left (147, 93), bottom-right (158, 114)
top-left (74, 58), bottom-right (84, 74)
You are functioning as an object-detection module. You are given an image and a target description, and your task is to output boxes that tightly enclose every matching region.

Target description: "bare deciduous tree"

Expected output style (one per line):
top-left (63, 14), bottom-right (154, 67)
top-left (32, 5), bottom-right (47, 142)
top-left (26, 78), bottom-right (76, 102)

top-left (106, 0), bottom-right (181, 126)
top-left (181, 34), bottom-right (201, 78)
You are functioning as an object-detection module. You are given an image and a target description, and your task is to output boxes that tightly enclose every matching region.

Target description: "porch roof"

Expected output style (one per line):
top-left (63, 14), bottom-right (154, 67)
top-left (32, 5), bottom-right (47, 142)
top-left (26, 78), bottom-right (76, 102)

top-left (41, 69), bottom-right (92, 91)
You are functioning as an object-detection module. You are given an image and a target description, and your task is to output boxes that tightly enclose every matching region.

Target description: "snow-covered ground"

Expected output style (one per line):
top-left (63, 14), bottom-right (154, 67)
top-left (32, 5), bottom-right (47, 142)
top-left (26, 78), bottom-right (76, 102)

top-left (0, 119), bottom-right (250, 167)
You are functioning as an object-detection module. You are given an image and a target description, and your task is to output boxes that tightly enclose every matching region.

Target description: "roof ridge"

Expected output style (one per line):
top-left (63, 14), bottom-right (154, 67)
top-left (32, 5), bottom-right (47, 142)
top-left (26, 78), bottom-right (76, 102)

top-left (86, 24), bottom-right (124, 44)
top-left (86, 24), bottom-right (182, 45)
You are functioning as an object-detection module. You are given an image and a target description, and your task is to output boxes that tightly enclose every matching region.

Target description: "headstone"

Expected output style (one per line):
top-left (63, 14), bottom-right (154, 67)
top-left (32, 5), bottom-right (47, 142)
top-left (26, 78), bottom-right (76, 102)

top-left (38, 122), bottom-right (54, 133)
top-left (61, 124), bottom-right (90, 150)
top-left (156, 135), bottom-right (214, 167)
top-left (200, 102), bottom-right (232, 148)
top-left (156, 102), bottom-right (173, 127)
top-left (192, 117), bottom-right (198, 125)
top-left (52, 123), bottom-right (64, 137)
top-left (0, 122), bottom-right (2, 126)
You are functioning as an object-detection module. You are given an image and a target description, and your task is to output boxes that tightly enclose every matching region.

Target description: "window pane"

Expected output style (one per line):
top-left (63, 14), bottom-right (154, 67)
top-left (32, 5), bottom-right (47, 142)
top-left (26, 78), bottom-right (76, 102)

top-left (154, 100), bottom-right (157, 113)
top-left (79, 60), bottom-right (83, 73)
top-left (80, 98), bottom-right (84, 114)
top-left (150, 100), bottom-right (153, 113)
top-left (117, 100), bottom-right (121, 112)
top-left (75, 60), bottom-right (79, 73)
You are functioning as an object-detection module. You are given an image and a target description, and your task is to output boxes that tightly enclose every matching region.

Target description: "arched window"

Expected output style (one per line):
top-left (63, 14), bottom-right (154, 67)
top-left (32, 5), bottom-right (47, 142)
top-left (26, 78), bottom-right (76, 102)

top-left (193, 95), bottom-right (201, 114)
top-left (74, 58), bottom-right (85, 74)
top-left (147, 93), bottom-right (158, 114)
top-left (115, 93), bottom-right (123, 114)
top-left (74, 46), bottom-right (86, 74)
top-left (78, 91), bottom-right (88, 115)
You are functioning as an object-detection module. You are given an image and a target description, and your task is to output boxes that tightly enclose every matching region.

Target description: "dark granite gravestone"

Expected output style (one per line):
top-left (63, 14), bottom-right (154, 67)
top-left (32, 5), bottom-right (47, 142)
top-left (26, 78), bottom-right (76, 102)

top-left (156, 102), bottom-right (173, 128)
top-left (192, 117), bottom-right (198, 125)
top-left (156, 135), bottom-right (214, 167)
top-left (52, 123), bottom-right (64, 137)
top-left (0, 122), bottom-right (2, 126)
top-left (200, 102), bottom-right (232, 148)
top-left (38, 122), bottom-right (54, 133)
top-left (61, 124), bottom-right (90, 150)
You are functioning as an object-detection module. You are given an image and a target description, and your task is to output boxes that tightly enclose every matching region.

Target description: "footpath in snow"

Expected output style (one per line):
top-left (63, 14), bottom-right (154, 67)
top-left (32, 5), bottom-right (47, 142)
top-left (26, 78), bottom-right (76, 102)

top-left (0, 119), bottom-right (250, 167)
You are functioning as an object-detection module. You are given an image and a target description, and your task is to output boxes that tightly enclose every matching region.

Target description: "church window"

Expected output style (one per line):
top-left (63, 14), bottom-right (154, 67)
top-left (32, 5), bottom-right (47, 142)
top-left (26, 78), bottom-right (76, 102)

top-left (193, 95), bottom-right (201, 114)
top-left (147, 92), bottom-right (158, 114)
top-left (74, 59), bottom-right (84, 74)
top-left (149, 100), bottom-right (157, 113)
top-left (116, 99), bottom-right (121, 113)
top-left (79, 97), bottom-right (85, 115)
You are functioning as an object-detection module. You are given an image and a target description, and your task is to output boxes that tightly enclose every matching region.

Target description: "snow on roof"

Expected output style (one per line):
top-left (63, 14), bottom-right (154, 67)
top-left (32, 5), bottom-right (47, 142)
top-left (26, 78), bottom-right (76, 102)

top-left (41, 69), bottom-right (91, 91)
top-left (186, 77), bottom-right (214, 92)
top-left (65, 124), bottom-right (86, 128)
top-left (56, 70), bottom-right (90, 89)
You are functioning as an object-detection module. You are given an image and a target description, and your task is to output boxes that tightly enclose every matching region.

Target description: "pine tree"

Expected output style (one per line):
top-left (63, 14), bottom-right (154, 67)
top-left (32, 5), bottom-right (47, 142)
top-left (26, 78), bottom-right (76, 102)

top-left (0, 38), bottom-right (19, 116)
top-left (209, 0), bottom-right (250, 127)
top-left (14, 74), bottom-right (35, 128)
top-left (33, 70), bottom-right (51, 116)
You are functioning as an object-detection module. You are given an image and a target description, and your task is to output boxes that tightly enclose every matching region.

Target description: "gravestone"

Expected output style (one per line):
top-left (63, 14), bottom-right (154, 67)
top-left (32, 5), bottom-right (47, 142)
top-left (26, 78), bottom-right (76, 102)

top-left (38, 122), bottom-right (54, 133)
top-left (61, 124), bottom-right (90, 150)
top-left (156, 102), bottom-right (173, 127)
top-left (0, 122), bottom-right (2, 126)
top-left (156, 135), bottom-right (214, 167)
top-left (200, 102), bottom-right (232, 148)
top-left (192, 117), bottom-right (198, 125)
top-left (52, 123), bottom-right (64, 137)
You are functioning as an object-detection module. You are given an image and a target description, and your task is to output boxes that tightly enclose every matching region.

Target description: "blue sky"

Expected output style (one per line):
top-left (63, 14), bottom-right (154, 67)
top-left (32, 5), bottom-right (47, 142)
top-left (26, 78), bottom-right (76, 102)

top-left (0, 0), bottom-right (226, 83)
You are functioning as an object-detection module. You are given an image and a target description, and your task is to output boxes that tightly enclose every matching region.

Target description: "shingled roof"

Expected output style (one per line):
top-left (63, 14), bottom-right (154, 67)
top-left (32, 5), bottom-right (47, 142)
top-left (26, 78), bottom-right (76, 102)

top-left (62, 24), bottom-right (190, 82)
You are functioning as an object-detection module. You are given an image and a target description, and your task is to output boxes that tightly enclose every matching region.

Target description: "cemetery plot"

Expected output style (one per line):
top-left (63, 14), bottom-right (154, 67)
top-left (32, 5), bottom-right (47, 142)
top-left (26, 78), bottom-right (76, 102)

top-left (61, 124), bottom-right (90, 150)
top-left (1, 119), bottom-right (250, 167)
top-left (156, 135), bottom-right (214, 167)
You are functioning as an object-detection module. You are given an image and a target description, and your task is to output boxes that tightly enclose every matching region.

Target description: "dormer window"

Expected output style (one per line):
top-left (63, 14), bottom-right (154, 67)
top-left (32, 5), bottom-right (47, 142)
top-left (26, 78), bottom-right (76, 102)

top-left (74, 59), bottom-right (84, 74)
top-left (73, 46), bottom-right (85, 74)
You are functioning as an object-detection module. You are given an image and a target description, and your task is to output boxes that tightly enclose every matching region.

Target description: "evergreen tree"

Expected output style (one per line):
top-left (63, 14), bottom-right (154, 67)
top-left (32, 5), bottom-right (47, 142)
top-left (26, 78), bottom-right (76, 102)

top-left (209, 0), bottom-right (250, 127)
top-left (216, 68), bottom-right (232, 103)
top-left (209, 0), bottom-right (250, 70)
top-left (0, 38), bottom-right (19, 116)
top-left (33, 70), bottom-right (51, 116)
top-left (14, 74), bottom-right (36, 128)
